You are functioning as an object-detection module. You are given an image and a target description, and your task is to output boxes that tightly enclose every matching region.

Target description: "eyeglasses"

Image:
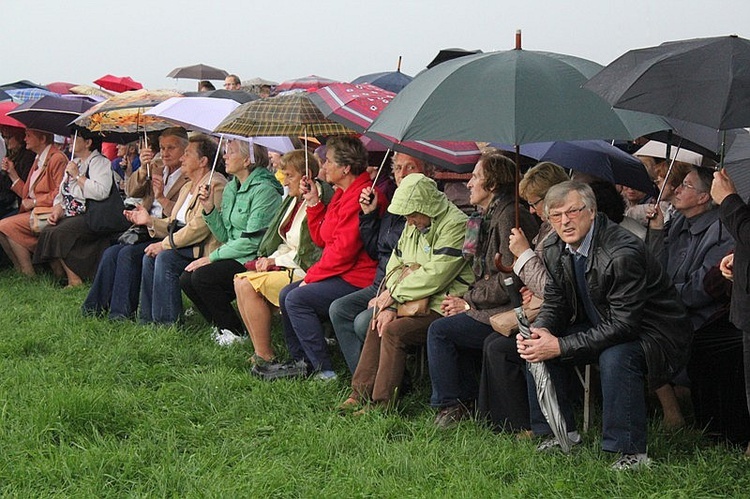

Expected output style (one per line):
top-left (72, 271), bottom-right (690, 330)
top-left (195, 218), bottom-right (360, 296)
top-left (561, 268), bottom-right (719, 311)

top-left (527, 197), bottom-right (544, 210)
top-left (548, 205), bottom-right (588, 223)
top-left (679, 181), bottom-right (700, 191)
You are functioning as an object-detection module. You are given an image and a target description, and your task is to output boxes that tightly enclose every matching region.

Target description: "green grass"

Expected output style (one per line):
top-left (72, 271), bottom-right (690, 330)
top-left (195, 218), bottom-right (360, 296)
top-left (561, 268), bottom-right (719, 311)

top-left (0, 268), bottom-right (747, 497)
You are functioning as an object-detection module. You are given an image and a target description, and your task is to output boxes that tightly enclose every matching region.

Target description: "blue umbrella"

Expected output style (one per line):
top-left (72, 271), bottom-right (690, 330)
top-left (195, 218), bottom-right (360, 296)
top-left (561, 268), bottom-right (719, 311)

top-left (7, 87), bottom-right (59, 104)
top-left (495, 139), bottom-right (657, 196)
top-left (352, 70), bottom-right (413, 93)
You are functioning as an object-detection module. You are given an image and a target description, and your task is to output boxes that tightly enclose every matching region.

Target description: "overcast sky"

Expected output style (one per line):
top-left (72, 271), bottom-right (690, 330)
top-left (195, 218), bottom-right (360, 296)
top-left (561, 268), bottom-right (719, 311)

top-left (3, 0), bottom-right (749, 91)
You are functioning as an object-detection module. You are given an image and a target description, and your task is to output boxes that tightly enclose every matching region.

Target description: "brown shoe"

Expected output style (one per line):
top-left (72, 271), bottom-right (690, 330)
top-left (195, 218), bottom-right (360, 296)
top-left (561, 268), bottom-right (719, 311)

top-left (434, 404), bottom-right (472, 429)
top-left (337, 397), bottom-right (360, 413)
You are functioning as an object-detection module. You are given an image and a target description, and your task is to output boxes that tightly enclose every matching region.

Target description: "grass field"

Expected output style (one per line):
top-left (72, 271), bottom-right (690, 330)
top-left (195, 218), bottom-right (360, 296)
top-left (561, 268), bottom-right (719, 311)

top-left (0, 269), bottom-right (747, 497)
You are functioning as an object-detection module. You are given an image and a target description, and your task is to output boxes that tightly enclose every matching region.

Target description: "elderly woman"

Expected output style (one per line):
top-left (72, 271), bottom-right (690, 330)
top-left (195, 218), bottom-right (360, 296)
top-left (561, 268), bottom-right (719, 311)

top-left (234, 150), bottom-right (333, 367)
top-left (339, 173), bottom-right (475, 411)
top-left (180, 139), bottom-right (282, 345)
top-left (476, 161), bottom-right (568, 432)
top-left (137, 134), bottom-right (227, 324)
top-left (0, 128), bottom-right (67, 275)
top-left (82, 128), bottom-right (189, 319)
top-left (0, 125), bottom-right (36, 218)
top-left (426, 151), bottom-right (539, 428)
top-left (258, 136), bottom-right (386, 380)
top-left (33, 128), bottom-right (118, 287)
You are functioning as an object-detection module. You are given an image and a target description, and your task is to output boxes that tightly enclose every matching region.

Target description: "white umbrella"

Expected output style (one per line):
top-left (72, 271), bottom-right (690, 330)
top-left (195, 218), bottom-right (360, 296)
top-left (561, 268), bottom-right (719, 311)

top-left (145, 96), bottom-right (240, 134)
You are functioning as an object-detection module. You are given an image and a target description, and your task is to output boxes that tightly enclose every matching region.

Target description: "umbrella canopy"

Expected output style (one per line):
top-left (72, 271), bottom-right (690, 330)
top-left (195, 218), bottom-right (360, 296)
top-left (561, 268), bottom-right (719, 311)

top-left (274, 75), bottom-right (339, 93)
top-left (723, 134), bottom-right (750, 202)
top-left (243, 77), bottom-right (278, 87)
top-left (94, 74), bottom-right (143, 93)
top-left (214, 92), bottom-right (354, 137)
top-left (74, 89), bottom-right (182, 137)
top-left (496, 140), bottom-right (657, 195)
top-left (0, 101), bottom-right (26, 128)
top-left (634, 140), bottom-right (703, 165)
top-left (183, 89), bottom-right (259, 103)
top-left (310, 82), bottom-right (481, 172)
top-left (6, 87), bottom-right (59, 104)
top-left (584, 35), bottom-right (750, 130)
top-left (0, 80), bottom-right (48, 91)
top-left (369, 48), bottom-right (669, 145)
top-left (0, 90), bottom-right (11, 102)
top-left (45, 81), bottom-right (78, 94)
top-left (426, 48), bottom-right (483, 69)
top-left (146, 96), bottom-right (241, 133)
top-left (167, 63), bottom-right (229, 80)
top-left (69, 84), bottom-right (114, 99)
top-left (352, 70), bottom-right (413, 93)
top-left (7, 95), bottom-right (95, 135)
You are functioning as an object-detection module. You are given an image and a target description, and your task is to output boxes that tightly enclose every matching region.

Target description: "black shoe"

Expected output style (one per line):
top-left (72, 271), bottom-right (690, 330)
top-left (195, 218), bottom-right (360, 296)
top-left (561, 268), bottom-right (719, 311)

top-left (251, 360), bottom-right (308, 381)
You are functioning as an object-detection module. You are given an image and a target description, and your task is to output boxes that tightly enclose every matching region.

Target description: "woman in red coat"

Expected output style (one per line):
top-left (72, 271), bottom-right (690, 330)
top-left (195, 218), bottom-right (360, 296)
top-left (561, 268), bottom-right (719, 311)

top-left (256, 136), bottom-right (387, 381)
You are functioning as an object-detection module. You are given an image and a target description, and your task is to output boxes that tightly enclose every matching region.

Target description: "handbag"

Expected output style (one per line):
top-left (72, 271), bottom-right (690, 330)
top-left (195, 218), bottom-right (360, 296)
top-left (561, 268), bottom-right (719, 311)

top-left (29, 206), bottom-right (54, 235)
top-left (84, 174), bottom-right (130, 234)
top-left (117, 225), bottom-right (151, 245)
top-left (490, 295), bottom-right (543, 337)
top-left (379, 262), bottom-right (432, 318)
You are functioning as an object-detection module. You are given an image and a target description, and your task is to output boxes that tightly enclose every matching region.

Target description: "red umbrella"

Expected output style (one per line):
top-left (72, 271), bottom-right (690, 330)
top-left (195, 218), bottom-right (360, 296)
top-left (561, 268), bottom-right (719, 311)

top-left (309, 82), bottom-right (481, 172)
top-left (93, 74), bottom-right (143, 93)
top-left (0, 101), bottom-right (26, 128)
top-left (274, 74), bottom-right (339, 93)
top-left (45, 81), bottom-right (78, 94)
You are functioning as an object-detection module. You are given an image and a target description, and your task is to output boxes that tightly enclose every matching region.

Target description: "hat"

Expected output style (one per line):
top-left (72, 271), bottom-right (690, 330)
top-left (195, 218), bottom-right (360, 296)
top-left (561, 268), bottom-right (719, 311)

top-left (635, 140), bottom-right (702, 165)
top-left (388, 173), bottom-right (447, 218)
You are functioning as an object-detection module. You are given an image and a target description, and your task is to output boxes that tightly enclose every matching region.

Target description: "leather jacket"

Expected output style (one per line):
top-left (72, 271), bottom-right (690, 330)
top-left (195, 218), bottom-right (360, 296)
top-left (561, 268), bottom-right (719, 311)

top-left (535, 213), bottom-right (693, 388)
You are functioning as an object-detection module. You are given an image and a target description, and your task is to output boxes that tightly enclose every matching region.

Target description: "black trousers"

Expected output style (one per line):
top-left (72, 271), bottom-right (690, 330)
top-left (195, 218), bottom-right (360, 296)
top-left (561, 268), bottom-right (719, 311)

top-left (477, 333), bottom-right (530, 432)
top-left (688, 316), bottom-right (750, 444)
top-left (180, 259), bottom-right (246, 335)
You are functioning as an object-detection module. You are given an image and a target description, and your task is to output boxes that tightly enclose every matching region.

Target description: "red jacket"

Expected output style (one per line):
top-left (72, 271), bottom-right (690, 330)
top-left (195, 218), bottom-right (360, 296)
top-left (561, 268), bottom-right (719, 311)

top-left (304, 172), bottom-right (386, 287)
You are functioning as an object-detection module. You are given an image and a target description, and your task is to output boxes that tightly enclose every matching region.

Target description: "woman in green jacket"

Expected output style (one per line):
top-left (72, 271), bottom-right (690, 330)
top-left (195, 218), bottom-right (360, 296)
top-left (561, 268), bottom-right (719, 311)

top-left (180, 139), bottom-right (282, 346)
top-left (234, 149), bottom-right (333, 366)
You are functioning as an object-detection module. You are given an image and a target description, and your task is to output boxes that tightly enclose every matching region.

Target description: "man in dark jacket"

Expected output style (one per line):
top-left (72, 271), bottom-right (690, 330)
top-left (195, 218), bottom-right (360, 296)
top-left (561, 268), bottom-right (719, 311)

top-left (711, 168), bottom-right (750, 457)
top-left (518, 181), bottom-right (691, 470)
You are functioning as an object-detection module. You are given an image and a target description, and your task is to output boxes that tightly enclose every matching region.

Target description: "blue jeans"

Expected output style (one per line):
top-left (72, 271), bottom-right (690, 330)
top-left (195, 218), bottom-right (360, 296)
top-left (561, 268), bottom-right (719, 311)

top-left (279, 277), bottom-right (360, 372)
top-left (528, 337), bottom-right (647, 454)
top-left (140, 247), bottom-right (194, 324)
top-left (329, 284), bottom-right (378, 374)
top-left (427, 313), bottom-right (493, 408)
top-left (82, 241), bottom-right (151, 319)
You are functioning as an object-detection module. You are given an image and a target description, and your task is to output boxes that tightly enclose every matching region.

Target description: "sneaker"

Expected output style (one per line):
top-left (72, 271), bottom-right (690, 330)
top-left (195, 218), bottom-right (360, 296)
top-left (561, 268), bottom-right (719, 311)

top-left (434, 404), bottom-right (472, 429)
top-left (252, 360), bottom-right (308, 381)
top-left (611, 453), bottom-right (652, 471)
top-left (536, 431), bottom-right (582, 452)
top-left (210, 326), bottom-right (221, 341)
top-left (313, 370), bottom-right (338, 381)
top-left (184, 307), bottom-right (195, 318)
top-left (214, 329), bottom-right (247, 346)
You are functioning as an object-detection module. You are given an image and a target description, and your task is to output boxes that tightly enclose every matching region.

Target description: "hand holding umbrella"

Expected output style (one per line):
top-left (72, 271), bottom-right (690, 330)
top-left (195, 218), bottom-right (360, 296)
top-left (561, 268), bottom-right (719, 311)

top-left (197, 183), bottom-right (214, 213)
top-left (300, 174), bottom-right (320, 207)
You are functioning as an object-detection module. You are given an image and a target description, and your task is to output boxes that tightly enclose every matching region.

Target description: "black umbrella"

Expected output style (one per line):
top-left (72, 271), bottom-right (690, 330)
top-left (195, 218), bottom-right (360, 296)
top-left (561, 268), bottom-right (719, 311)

top-left (7, 95), bottom-right (95, 136)
top-left (167, 63), bottom-right (229, 80)
top-left (183, 89), bottom-right (259, 103)
top-left (645, 117), bottom-right (748, 161)
top-left (0, 89), bottom-right (10, 102)
top-left (584, 35), bottom-right (750, 131)
top-left (426, 48), bottom-right (483, 69)
top-left (724, 134), bottom-right (750, 202)
top-left (0, 79), bottom-right (48, 92)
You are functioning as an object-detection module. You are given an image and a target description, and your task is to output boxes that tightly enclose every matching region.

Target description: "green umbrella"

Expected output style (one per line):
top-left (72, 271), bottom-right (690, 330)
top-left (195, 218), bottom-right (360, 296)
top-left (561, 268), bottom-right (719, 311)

top-left (368, 46), bottom-right (668, 145)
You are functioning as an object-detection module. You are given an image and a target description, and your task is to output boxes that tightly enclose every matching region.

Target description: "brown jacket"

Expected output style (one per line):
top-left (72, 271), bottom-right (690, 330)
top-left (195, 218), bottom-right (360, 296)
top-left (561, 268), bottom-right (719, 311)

top-left (125, 159), bottom-right (187, 217)
top-left (11, 145), bottom-right (67, 211)
top-left (149, 171), bottom-right (227, 259)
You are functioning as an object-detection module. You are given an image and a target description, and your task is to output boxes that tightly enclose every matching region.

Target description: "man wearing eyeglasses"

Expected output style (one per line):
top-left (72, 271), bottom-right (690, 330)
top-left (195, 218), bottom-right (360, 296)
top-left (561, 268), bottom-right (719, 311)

top-left (517, 180), bottom-right (691, 470)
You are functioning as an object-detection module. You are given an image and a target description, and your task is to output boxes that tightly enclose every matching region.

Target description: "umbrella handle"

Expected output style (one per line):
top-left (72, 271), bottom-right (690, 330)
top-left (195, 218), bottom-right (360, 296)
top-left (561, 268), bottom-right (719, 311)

top-left (494, 251), bottom-right (514, 274)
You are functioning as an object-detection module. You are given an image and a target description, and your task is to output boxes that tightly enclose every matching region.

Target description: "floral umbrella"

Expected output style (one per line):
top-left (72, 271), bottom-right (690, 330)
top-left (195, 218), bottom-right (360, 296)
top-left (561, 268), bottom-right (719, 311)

top-left (73, 89), bottom-right (182, 138)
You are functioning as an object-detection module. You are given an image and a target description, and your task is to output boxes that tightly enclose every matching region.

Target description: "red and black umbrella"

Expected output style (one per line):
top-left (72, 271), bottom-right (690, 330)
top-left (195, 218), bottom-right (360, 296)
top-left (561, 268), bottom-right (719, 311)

top-left (0, 101), bottom-right (26, 128)
top-left (309, 82), bottom-right (480, 172)
top-left (94, 74), bottom-right (143, 93)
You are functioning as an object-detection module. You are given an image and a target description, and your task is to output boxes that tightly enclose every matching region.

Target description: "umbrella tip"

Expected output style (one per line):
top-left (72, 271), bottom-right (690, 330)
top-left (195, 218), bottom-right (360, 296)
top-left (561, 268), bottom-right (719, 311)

top-left (515, 29), bottom-right (522, 50)
top-left (397, 55), bottom-right (402, 72)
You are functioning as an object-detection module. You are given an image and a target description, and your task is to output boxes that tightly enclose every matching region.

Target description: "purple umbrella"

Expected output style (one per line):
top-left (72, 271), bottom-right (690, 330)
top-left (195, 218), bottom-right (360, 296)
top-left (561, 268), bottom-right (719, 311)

top-left (7, 95), bottom-right (95, 136)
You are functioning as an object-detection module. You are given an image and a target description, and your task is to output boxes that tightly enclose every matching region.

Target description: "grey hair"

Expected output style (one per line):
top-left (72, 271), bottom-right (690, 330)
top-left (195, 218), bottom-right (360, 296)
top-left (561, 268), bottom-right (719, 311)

top-left (544, 180), bottom-right (597, 218)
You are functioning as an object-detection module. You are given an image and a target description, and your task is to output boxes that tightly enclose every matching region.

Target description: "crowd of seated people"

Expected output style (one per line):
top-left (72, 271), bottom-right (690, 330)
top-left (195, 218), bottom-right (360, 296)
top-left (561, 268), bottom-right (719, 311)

top-left (3, 125), bottom-right (750, 467)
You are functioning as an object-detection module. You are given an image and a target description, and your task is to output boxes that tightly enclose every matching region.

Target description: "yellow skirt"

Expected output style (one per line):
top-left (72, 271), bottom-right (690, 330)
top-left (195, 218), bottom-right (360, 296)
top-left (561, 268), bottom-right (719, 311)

top-left (234, 270), bottom-right (301, 307)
